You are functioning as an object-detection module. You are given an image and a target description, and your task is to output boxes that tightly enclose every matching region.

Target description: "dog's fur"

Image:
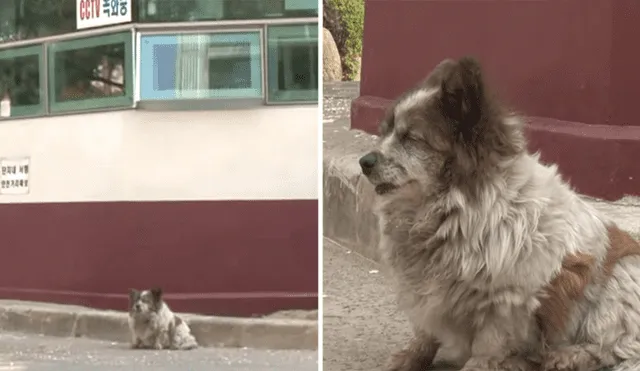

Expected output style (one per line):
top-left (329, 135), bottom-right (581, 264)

top-left (128, 288), bottom-right (198, 350)
top-left (359, 57), bottom-right (640, 371)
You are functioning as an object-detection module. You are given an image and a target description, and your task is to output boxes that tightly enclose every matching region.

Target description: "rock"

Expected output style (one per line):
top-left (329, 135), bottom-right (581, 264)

top-left (323, 28), bottom-right (343, 82)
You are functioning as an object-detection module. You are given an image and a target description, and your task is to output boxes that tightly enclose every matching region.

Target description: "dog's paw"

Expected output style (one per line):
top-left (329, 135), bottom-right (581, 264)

top-left (543, 347), bottom-right (595, 371)
top-left (386, 349), bottom-right (432, 371)
top-left (462, 356), bottom-right (536, 371)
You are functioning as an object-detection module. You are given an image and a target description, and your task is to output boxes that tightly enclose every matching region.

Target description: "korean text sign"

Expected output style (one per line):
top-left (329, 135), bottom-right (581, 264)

top-left (0, 157), bottom-right (29, 195)
top-left (76, 0), bottom-right (132, 30)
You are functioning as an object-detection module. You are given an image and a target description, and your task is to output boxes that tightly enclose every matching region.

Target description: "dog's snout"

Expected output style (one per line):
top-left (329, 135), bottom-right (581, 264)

top-left (135, 303), bottom-right (141, 311)
top-left (359, 152), bottom-right (378, 175)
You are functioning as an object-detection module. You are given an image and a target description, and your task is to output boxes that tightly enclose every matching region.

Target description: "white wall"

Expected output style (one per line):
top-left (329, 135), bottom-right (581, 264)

top-left (0, 106), bottom-right (318, 203)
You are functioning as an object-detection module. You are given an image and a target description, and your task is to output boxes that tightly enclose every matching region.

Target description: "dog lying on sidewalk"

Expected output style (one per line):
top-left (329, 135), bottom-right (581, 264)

top-left (359, 56), bottom-right (640, 371)
top-left (128, 288), bottom-right (198, 350)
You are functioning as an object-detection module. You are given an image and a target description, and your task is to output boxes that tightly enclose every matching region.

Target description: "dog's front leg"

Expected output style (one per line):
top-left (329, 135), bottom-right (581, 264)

top-left (151, 330), bottom-right (167, 350)
top-left (168, 322), bottom-right (179, 350)
top-left (386, 334), bottom-right (440, 371)
top-left (461, 317), bottom-right (538, 371)
top-left (130, 335), bottom-right (143, 349)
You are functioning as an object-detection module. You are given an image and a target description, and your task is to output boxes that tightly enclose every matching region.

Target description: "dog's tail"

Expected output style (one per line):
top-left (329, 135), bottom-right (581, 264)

top-left (175, 327), bottom-right (198, 350)
top-left (180, 334), bottom-right (198, 350)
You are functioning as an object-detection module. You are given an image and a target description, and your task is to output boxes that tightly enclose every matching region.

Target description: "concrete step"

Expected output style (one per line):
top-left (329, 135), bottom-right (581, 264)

top-left (0, 300), bottom-right (317, 351)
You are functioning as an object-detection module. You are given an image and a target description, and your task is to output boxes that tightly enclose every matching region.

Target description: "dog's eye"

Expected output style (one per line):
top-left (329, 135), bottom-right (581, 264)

top-left (400, 132), bottom-right (420, 144)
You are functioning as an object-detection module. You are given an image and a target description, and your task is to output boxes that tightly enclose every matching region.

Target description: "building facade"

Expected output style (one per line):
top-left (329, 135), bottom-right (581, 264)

top-left (353, 0), bottom-right (640, 201)
top-left (0, 0), bottom-right (319, 316)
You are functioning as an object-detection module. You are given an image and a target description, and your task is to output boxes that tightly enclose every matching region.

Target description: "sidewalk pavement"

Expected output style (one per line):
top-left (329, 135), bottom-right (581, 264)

top-left (0, 332), bottom-right (317, 371)
top-left (323, 237), bottom-right (456, 371)
top-left (0, 300), bottom-right (317, 351)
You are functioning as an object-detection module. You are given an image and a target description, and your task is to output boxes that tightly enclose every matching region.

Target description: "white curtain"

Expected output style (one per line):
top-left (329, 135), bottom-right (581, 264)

top-left (174, 34), bottom-right (210, 99)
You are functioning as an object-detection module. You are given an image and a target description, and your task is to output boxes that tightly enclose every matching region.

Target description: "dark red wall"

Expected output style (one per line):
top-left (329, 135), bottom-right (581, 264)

top-left (352, 0), bottom-right (640, 199)
top-left (0, 200), bottom-right (318, 317)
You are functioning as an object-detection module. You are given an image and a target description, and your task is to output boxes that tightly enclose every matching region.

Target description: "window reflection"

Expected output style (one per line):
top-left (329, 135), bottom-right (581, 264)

top-left (54, 44), bottom-right (125, 102)
top-left (267, 24), bottom-right (318, 103)
top-left (0, 47), bottom-right (42, 117)
top-left (0, 0), bottom-right (76, 43)
top-left (139, 32), bottom-right (262, 100)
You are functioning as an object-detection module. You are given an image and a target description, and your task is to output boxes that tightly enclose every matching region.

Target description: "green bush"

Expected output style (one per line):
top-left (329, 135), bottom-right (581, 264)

top-left (324, 0), bottom-right (364, 80)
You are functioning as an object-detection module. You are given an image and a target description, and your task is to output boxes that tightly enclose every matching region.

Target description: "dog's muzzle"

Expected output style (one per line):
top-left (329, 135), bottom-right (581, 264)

top-left (359, 152), bottom-right (379, 176)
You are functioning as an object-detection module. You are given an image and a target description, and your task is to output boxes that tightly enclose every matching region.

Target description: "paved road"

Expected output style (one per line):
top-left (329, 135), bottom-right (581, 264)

top-left (0, 332), bottom-right (317, 370)
top-left (323, 238), bottom-right (457, 371)
top-left (323, 81), bottom-right (359, 123)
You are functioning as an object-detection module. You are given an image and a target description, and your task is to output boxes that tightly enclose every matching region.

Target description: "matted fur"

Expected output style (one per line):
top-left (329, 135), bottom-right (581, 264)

top-left (359, 57), bottom-right (640, 371)
top-left (128, 288), bottom-right (198, 350)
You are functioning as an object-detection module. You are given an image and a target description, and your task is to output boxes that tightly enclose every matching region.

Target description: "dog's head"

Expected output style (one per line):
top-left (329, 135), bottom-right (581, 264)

top-left (359, 57), bottom-right (525, 197)
top-left (129, 288), bottom-right (163, 316)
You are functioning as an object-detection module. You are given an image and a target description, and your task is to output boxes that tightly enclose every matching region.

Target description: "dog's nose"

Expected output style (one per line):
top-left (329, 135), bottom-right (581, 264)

top-left (135, 304), bottom-right (141, 310)
top-left (359, 152), bottom-right (378, 175)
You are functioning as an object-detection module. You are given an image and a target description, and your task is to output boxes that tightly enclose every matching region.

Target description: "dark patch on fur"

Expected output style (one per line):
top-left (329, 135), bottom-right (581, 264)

top-left (379, 56), bottom-right (525, 200)
top-left (150, 287), bottom-right (162, 300)
top-left (150, 288), bottom-right (163, 312)
top-left (129, 289), bottom-right (140, 311)
top-left (536, 252), bottom-right (596, 343)
top-left (536, 226), bottom-right (640, 344)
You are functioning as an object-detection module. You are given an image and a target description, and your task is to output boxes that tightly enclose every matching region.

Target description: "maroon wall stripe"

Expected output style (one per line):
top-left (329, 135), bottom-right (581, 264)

top-left (354, 0), bottom-right (640, 200)
top-left (0, 199), bottom-right (318, 316)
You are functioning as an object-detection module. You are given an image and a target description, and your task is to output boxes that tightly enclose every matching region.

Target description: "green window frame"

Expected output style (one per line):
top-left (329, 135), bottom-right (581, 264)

top-left (266, 23), bottom-right (318, 104)
top-left (136, 0), bottom-right (318, 23)
top-left (0, 44), bottom-right (45, 118)
top-left (47, 31), bottom-right (134, 114)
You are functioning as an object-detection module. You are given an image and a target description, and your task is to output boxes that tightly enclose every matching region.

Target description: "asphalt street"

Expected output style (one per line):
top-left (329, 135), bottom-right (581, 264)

top-left (323, 238), bottom-right (457, 371)
top-left (0, 332), bottom-right (317, 370)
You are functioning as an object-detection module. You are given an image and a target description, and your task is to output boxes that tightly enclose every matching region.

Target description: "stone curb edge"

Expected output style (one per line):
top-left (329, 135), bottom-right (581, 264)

top-left (0, 304), bottom-right (318, 350)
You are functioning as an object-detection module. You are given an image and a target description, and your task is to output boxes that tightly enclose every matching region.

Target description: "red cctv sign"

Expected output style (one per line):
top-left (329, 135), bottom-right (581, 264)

top-left (76, 0), bottom-right (132, 30)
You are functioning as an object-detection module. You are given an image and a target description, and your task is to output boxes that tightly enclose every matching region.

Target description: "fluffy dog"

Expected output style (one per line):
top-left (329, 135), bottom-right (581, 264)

top-left (128, 288), bottom-right (198, 350)
top-left (359, 56), bottom-right (640, 371)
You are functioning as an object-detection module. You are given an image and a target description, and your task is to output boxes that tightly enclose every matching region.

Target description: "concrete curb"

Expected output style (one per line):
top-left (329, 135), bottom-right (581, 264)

top-left (323, 119), bottom-right (640, 261)
top-left (0, 301), bottom-right (317, 350)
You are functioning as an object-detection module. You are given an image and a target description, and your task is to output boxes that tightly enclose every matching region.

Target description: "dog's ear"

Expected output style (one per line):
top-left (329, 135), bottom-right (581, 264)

top-left (150, 288), bottom-right (163, 302)
top-left (436, 56), bottom-right (485, 138)
top-left (129, 288), bottom-right (139, 302)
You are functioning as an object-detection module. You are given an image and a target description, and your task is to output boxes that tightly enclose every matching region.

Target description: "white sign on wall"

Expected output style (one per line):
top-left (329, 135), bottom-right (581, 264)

top-left (0, 157), bottom-right (30, 195)
top-left (76, 0), bottom-right (132, 30)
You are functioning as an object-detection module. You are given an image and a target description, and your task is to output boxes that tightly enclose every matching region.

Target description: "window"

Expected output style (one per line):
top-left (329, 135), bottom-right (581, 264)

top-left (267, 24), bottom-right (317, 103)
top-left (139, 32), bottom-right (262, 100)
top-left (0, 45), bottom-right (44, 118)
top-left (48, 32), bottom-right (133, 113)
top-left (137, 0), bottom-right (317, 22)
top-left (0, 0), bottom-right (76, 43)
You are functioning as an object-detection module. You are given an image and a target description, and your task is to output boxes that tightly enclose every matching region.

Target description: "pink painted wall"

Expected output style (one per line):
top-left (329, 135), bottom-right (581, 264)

top-left (352, 0), bottom-right (640, 200)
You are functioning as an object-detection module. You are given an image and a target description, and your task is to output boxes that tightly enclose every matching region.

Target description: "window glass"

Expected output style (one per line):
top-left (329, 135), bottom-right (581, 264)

top-left (0, 45), bottom-right (44, 118)
top-left (137, 0), bottom-right (317, 22)
top-left (267, 24), bottom-right (318, 103)
top-left (0, 0), bottom-right (76, 43)
top-left (48, 32), bottom-right (133, 113)
top-left (139, 32), bottom-right (262, 100)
